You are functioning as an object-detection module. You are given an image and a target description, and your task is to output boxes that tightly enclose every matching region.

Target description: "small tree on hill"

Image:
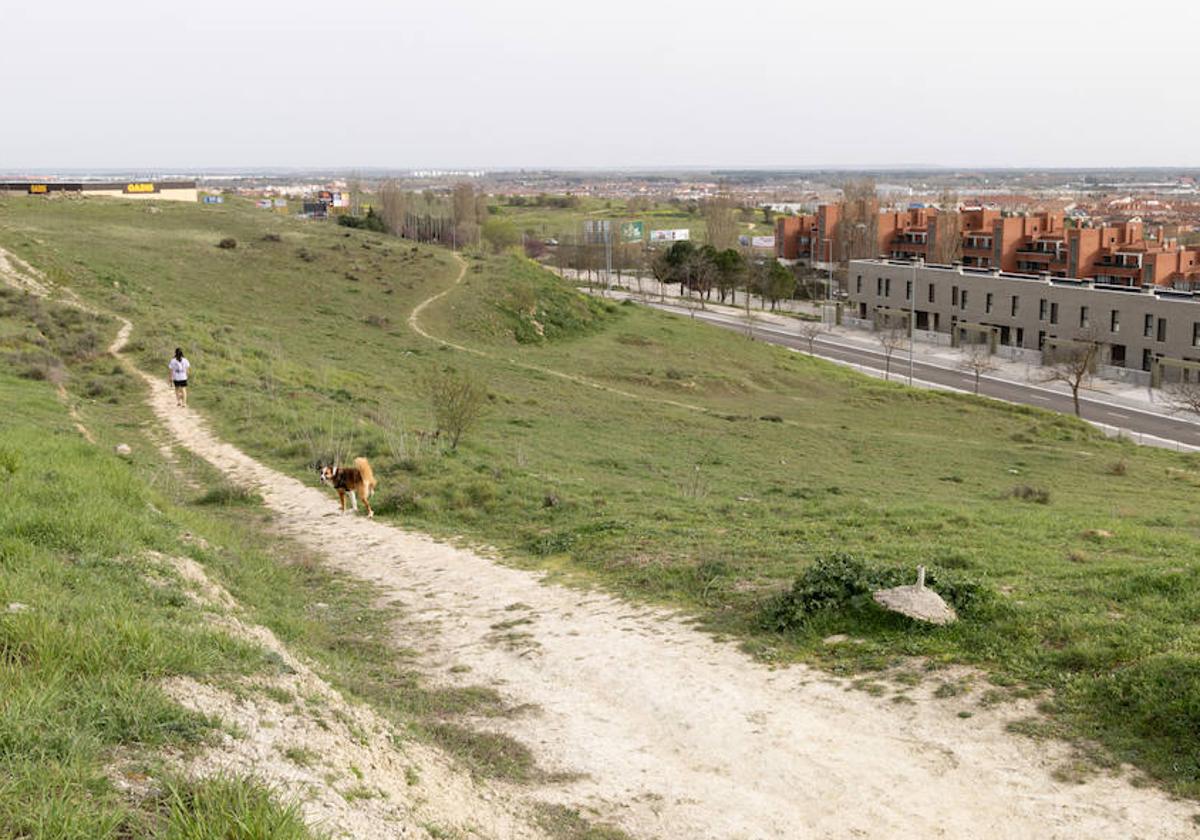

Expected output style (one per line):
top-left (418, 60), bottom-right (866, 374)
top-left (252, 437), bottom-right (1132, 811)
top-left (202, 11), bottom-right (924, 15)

top-left (958, 342), bottom-right (997, 394)
top-left (798, 320), bottom-right (824, 354)
top-left (424, 369), bottom-right (488, 449)
top-left (482, 217), bottom-right (519, 254)
top-left (1042, 333), bottom-right (1101, 417)
top-left (764, 261), bottom-right (797, 310)
top-left (876, 325), bottom-right (907, 381)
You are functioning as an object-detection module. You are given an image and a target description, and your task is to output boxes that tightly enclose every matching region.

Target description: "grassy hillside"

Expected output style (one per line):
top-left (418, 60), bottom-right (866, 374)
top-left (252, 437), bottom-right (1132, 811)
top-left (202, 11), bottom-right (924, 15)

top-left (0, 239), bottom-right (578, 837)
top-left (3, 195), bottom-right (1200, 797)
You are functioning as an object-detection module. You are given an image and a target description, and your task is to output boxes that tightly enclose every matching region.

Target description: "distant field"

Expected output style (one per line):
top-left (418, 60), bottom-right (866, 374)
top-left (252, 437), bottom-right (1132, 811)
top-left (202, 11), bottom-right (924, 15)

top-left (491, 196), bottom-right (776, 243)
top-left (3, 195), bottom-right (1200, 798)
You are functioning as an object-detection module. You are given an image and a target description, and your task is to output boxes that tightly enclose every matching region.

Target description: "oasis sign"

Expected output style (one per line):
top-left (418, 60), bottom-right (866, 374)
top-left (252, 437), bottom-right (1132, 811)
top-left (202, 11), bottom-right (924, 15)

top-left (124, 182), bottom-right (158, 194)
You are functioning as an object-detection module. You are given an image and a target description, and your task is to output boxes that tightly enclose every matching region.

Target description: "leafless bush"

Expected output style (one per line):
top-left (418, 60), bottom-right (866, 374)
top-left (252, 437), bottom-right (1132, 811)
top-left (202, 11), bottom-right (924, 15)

top-left (423, 369), bottom-right (488, 450)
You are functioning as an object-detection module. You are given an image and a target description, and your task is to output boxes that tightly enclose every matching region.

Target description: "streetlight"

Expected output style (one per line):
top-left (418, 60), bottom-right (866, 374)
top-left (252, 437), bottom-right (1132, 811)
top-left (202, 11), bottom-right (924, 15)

top-left (908, 257), bottom-right (920, 385)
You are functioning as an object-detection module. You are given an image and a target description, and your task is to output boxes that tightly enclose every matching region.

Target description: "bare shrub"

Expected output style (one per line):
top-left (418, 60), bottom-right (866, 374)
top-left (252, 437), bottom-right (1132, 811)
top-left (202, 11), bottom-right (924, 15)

top-left (424, 369), bottom-right (488, 450)
top-left (217, 237), bottom-right (238, 250)
top-left (1010, 485), bottom-right (1050, 504)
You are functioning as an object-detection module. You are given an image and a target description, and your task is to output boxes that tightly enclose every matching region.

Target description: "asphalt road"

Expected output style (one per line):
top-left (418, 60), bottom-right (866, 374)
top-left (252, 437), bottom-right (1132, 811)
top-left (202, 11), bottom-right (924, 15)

top-left (640, 298), bottom-right (1200, 449)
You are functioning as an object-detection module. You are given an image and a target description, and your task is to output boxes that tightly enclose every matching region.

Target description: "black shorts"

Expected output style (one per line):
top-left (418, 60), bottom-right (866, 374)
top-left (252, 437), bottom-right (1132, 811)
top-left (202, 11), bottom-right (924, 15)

top-left (173, 379), bottom-right (188, 389)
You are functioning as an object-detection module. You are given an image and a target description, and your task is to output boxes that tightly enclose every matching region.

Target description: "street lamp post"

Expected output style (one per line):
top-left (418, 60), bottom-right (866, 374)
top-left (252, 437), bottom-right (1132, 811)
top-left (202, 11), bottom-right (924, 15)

top-left (908, 257), bottom-right (919, 385)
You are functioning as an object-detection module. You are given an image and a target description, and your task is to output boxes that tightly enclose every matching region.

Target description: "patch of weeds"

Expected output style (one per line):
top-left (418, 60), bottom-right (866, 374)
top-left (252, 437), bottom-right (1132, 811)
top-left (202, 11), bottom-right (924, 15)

top-left (490, 617), bottom-right (534, 631)
top-left (160, 776), bottom-right (316, 839)
top-left (534, 803), bottom-right (633, 840)
top-left (424, 723), bottom-right (538, 782)
top-left (850, 679), bottom-right (887, 697)
top-left (341, 784), bottom-right (380, 802)
top-left (193, 481), bottom-right (263, 507)
top-left (262, 685), bottom-right (295, 705)
top-left (1009, 484), bottom-right (1050, 504)
top-left (933, 679), bottom-right (972, 699)
top-left (281, 745), bottom-right (319, 769)
top-left (404, 766), bottom-right (420, 787)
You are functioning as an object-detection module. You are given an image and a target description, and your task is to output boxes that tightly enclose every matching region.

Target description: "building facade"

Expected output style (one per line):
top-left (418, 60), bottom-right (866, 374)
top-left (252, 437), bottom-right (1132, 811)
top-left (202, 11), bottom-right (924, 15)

top-left (0, 181), bottom-right (198, 202)
top-left (780, 205), bottom-right (1200, 291)
top-left (848, 258), bottom-right (1200, 379)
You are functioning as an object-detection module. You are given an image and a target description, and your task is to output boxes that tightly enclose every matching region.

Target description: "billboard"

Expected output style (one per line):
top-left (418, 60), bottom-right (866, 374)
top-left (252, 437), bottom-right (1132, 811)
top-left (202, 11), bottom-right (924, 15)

top-left (273, 198), bottom-right (288, 208)
top-left (751, 235), bottom-right (776, 248)
top-left (256, 199), bottom-right (273, 209)
top-left (124, 182), bottom-right (157, 194)
top-left (202, 195), bottom-right (224, 204)
top-left (621, 221), bottom-right (644, 242)
top-left (28, 184), bottom-right (48, 194)
top-left (650, 228), bottom-right (689, 242)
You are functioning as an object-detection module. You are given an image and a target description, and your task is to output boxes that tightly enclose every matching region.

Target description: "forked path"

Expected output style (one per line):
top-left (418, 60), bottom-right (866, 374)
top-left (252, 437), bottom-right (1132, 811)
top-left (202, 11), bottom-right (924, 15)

top-left (4, 245), bottom-right (1196, 838)
top-left (124, 277), bottom-right (1198, 840)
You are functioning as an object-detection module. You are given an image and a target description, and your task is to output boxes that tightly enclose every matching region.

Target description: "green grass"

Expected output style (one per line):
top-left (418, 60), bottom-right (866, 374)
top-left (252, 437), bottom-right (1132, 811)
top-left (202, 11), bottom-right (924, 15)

top-left (4, 195), bottom-right (1200, 798)
top-left (0, 368), bottom-right (309, 836)
top-left (490, 196), bottom-right (775, 243)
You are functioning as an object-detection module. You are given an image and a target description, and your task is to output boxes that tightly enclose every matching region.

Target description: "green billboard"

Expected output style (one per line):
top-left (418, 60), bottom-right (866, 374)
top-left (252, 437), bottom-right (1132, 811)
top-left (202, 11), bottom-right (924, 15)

top-left (621, 221), bottom-right (644, 242)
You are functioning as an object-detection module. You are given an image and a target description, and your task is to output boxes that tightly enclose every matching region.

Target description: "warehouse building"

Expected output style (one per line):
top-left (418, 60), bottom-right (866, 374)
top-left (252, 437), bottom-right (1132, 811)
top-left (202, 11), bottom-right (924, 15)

top-left (0, 180), bottom-right (198, 202)
top-left (848, 257), bottom-right (1200, 386)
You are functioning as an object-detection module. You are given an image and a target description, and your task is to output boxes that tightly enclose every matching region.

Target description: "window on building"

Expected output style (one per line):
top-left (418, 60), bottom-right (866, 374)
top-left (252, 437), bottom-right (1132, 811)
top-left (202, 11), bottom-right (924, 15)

top-left (1142, 349), bottom-right (1153, 372)
top-left (1039, 299), bottom-right (1048, 320)
top-left (1011, 296), bottom-right (1019, 317)
top-left (884, 278), bottom-right (892, 297)
top-left (1157, 317), bottom-right (1167, 342)
top-left (928, 284), bottom-right (935, 303)
top-left (905, 280), bottom-right (912, 301)
top-left (985, 292), bottom-right (993, 313)
top-left (1050, 302), bottom-right (1059, 325)
top-left (1038, 330), bottom-right (1046, 350)
top-left (960, 290), bottom-right (968, 310)
top-left (1080, 306), bottom-right (1089, 328)
top-left (1144, 313), bottom-right (1154, 337)
top-left (952, 286), bottom-right (959, 306)
top-left (877, 278), bottom-right (883, 296)
top-left (1194, 322), bottom-right (1200, 347)
top-left (856, 276), bottom-right (862, 294)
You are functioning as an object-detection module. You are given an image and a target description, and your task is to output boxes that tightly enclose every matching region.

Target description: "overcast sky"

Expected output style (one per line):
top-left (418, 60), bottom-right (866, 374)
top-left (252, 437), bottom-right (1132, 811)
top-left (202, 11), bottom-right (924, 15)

top-left (4, 0), bottom-right (1197, 171)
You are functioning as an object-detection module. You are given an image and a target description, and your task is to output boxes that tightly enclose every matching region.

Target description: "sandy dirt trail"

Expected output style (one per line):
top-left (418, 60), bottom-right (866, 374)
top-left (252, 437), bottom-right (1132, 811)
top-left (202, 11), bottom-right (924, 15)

top-left (8, 247), bottom-right (1194, 839)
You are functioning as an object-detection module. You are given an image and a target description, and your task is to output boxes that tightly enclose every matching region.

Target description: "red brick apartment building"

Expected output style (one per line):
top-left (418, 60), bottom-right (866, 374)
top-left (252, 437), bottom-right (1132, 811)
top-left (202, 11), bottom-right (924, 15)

top-left (777, 206), bottom-right (1200, 290)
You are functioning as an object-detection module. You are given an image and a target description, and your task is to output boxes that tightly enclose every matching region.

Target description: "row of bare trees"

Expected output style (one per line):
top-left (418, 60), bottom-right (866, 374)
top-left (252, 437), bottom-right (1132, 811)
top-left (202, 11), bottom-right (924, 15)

top-left (373, 181), bottom-right (488, 248)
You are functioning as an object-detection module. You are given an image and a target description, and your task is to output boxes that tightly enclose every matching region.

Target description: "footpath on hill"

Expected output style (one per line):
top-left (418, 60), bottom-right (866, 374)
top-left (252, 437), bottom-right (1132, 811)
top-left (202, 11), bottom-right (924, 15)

top-left (8, 246), bottom-right (1198, 838)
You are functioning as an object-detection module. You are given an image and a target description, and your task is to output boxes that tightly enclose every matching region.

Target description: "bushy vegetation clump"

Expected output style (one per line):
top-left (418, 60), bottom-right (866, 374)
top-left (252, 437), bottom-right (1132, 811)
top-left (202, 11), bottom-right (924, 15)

top-left (761, 553), bottom-right (993, 632)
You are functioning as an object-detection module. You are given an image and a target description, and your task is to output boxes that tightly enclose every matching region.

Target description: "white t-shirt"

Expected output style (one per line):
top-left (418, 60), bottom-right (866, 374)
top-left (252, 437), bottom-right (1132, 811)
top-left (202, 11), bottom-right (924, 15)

top-left (169, 357), bottom-right (190, 381)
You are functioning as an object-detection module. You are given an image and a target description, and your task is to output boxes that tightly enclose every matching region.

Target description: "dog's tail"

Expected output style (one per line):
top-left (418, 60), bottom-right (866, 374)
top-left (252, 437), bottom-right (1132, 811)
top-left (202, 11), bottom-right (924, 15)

top-left (354, 457), bottom-right (376, 496)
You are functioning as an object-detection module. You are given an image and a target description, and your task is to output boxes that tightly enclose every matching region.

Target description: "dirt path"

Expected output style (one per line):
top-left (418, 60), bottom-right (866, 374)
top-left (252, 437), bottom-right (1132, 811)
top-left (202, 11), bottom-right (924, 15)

top-left (8, 246), bottom-right (1196, 838)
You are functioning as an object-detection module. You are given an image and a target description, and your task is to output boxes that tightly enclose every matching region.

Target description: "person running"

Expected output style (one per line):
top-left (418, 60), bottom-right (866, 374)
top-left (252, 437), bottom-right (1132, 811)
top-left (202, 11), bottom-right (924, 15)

top-left (169, 348), bottom-right (191, 407)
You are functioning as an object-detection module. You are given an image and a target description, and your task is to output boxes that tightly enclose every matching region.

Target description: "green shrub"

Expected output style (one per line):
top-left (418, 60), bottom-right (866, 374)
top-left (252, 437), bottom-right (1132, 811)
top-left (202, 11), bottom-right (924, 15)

top-left (762, 553), bottom-right (992, 632)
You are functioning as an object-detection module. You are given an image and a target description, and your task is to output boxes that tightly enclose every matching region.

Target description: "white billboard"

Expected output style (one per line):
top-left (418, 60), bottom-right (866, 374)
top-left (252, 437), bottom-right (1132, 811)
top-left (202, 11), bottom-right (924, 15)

top-left (751, 235), bottom-right (776, 248)
top-left (650, 228), bottom-right (690, 242)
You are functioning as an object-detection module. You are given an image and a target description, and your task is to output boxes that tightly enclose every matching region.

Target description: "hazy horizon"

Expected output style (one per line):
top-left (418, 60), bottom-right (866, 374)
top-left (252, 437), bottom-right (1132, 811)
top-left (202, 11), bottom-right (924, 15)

top-left (5, 0), bottom-right (1198, 170)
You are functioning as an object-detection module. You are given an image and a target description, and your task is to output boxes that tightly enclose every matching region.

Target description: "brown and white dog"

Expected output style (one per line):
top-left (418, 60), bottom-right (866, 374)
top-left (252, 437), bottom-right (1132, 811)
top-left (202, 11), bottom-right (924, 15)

top-left (318, 457), bottom-right (377, 517)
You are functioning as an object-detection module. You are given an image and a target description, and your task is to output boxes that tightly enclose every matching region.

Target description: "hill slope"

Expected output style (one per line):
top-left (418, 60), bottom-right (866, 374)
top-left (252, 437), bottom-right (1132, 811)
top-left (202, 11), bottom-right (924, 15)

top-left (3, 195), bottom-right (1200, 800)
